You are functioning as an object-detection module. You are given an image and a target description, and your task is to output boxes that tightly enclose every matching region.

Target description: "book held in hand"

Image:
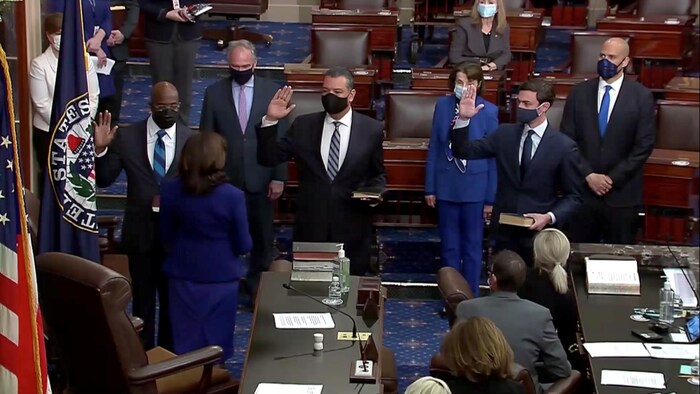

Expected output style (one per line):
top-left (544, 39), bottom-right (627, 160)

top-left (352, 187), bottom-right (383, 201)
top-left (498, 213), bottom-right (534, 228)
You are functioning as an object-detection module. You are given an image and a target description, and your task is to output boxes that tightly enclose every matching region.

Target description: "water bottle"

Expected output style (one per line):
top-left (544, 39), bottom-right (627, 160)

top-left (689, 356), bottom-right (700, 386)
top-left (335, 244), bottom-right (350, 293)
top-left (322, 276), bottom-right (343, 306)
top-left (659, 279), bottom-right (675, 324)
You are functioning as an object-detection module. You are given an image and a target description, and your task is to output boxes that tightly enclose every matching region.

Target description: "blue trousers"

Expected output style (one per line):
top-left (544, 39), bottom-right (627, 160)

top-left (437, 200), bottom-right (485, 296)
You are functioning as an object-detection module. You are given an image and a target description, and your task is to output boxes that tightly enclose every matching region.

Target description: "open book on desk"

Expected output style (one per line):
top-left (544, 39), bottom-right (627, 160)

top-left (585, 256), bottom-right (640, 295)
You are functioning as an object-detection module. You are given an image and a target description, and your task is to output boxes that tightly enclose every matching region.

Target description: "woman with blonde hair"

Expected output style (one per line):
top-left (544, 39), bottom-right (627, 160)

top-left (519, 228), bottom-right (580, 369)
top-left (449, 0), bottom-right (511, 70)
top-left (440, 317), bottom-right (524, 394)
top-left (405, 376), bottom-right (452, 394)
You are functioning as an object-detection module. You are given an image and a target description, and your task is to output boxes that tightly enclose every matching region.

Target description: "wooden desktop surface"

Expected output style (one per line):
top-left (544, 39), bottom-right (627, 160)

top-left (239, 272), bottom-right (384, 394)
top-left (665, 77), bottom-right (700, 102)
top-left (597, 16), bottom-right (695, 60)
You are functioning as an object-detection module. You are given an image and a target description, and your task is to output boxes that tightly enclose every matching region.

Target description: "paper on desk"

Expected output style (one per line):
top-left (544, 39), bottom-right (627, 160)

top-left (583, 342), bottom-right (650, 358)
top-left (254, 383), bottom-right (323, 394)
top-left (663, 267), bottom-right (698, 307)
top-left (273, 313), bottom-right (335, 329)
top-left (600, 370), bottom-right (666, 389)
top-left (89, 56), bottom-right (116, 75)
top-left (670, 333), bottom-right (690, 343)
top-left (644, 343), bottom-right (700, 359)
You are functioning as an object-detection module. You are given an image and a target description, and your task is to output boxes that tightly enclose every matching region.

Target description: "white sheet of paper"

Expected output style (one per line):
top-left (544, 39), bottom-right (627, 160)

top-left (644, 343), bottom-right (700, 359)
top-left (583, 342), bottom-right (650, 358)
top-left (670, 333), bottom-right (690, 343)
top-left (586, 258), bottom-right (639, 285)
top-left (89, 56), bottom-right (116, 75)
top-left (273, 313), bottom-right (335, 329)
top-left (600, 370), bottom-right (666, 389)
top-left (254, 383), bottom-right (322, 394)
top-left (663, 267), bottom-right (698, 307)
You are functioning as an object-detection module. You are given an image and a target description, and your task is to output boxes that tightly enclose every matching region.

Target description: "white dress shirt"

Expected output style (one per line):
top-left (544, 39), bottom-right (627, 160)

top-left (597, 74), bottom-right (624, 123)
top-left (146, 116), bottom-right (176, 172)
top-left (320, 110), bottom-right (353, 171)
top-left (518, 118), bottom-right (556, 224)
top-left (29, 47), bottom-right (100, 132)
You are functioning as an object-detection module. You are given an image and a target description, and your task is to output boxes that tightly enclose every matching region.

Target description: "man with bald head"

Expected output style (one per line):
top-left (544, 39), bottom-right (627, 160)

top-left (94, 81), bottom-right (195, 349)
top-left (561, 37), bottom-right (655, 244)
top-left (456, 250), bottom-right (571, 392)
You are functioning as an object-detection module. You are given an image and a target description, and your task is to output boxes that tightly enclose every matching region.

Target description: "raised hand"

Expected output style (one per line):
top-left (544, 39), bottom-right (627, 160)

top-left (266, 86), bottom-right (296, 122)
top-left (458, 84), bottom-right (485, 120)
top-left (93, 111), bottom-right (118, 154)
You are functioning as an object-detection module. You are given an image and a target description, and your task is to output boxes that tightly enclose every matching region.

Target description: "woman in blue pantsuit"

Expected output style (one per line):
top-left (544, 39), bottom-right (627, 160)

top-left (425, 62), bottom-right (498, 296)
top-left (161, 132), bottom-right (252, 360)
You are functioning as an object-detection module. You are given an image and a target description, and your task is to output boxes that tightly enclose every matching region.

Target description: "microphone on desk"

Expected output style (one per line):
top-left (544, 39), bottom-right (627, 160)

top-left (282, 283), bottom-right (358, 340)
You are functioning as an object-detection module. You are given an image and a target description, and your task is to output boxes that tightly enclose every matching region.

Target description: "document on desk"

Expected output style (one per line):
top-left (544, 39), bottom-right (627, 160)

top-left (644, 343), bottom-right (700, 360)
top-left (254, 383), bottom-right (323, 394)
top-left (601, 370), bottom-right (666, 389)
top-left (583, 342), bottom-right (650, 358)
top-left (273, 313), bottom-right (335, 329)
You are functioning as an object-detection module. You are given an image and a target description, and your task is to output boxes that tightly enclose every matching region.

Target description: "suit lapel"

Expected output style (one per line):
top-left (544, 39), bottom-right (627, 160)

top-left (139, 121), bottom-right (153, 176)
top-left (335, 111), bottom-right (360, 180)
top-left (523, 126), bottom-right (554, 179)
top-left (603, 79), bottom-right (629, 141)
top-left (248, 80), bottom-right (266, 134)
top-left (165, 123), bottom-right (187, 179)
top-left (587, 80), bottom-right (604, 143)
top-left (311, 113), bottom-right (330, 181)
top-left (507, 125), bottom-right (522, 183)
top-left (468, 23), bottom-right (487, 59)
top-left (227, 78), bottom-right (245, 135)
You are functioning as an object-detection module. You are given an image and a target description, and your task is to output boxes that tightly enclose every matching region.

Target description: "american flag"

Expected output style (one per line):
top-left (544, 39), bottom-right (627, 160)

top-left (0, 47), bottom-right (51, 393)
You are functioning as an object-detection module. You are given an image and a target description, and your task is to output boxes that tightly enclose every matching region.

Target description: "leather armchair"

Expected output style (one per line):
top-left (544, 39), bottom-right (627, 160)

top-left (436, 267), bottom-right (474, 327)
top-left (287, 88), bottom-right (324, 126)
top-left (616, 0), bottom-right (695, 16)
top-left (547, 100), bottom-right (566, 130)
top-left (656, 100), bottom-right (700, 151)
top-left (384, 90), bottom-right (448, 140)
top-left (36, 252), bottom-right (239, 394)
top-left (310, 27), bottom-right (372, 68)
top-left (549, 32), bottom-right (633, 75)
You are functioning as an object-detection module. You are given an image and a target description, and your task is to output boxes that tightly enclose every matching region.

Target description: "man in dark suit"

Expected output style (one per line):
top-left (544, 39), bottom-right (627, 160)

top-left (106, 0), bottom-right (140, 124)
top-left (456, 250), bottom-right (572, 392)
top-left (200, 40), bottom-right (287, 298)
top-left (139, 0), bottom-right (200, 124)
top-left (450, 79), bottom-right (582, 266)
top-left (256, 68), bottom-right (386, 275)
top-left (94, 82), bottom-right (194, 349)
top-left (561, 37), bottom-right (655, 244)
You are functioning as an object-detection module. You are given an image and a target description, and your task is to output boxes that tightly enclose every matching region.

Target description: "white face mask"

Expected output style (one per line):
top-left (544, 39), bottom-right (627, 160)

top-left (52, 34), bottom-right (61, 51)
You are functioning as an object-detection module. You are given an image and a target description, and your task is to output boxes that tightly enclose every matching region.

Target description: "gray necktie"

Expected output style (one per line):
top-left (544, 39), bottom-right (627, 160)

top-left (327, 121), bottom-right (341, 181)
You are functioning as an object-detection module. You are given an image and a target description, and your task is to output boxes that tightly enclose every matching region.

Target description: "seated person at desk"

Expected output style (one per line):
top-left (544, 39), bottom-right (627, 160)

top-left (440, 317), bottom-right (525, 394)
top-left (456, 250), bottom-right (572, 392)
top-left (425, 62), bottom-right (498, 296)
top-left (518, 228), bottom-right (580, 370)
top-left (160, 132), bottom-right (253, 361)
top-left (449, 0), bottom-right (511, 71)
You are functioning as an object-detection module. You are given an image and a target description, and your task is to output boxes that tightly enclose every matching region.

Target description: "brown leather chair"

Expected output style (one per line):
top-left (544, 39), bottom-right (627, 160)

top-left (36, 252), bottom-right (238, 394)
top-left (381, 346), bottom-right (399, 394)
top-left (384, 90), bottom-right (449, 140)
top-left (656, 100), bottom-right (700, 151)
top-left (287, 88), bottom-right (324, 126)
top-left (310, 27), bottom-right (371, 68)
top-left (436, 267), bottom-right (475, 327)
top-left (503, 0), bottom-right (532, 10)
top-left (429, 354), bottom-right (582, 394)
top-left (203, 0), bottom-right (273, 47)
top-left (547, 99), bottom-right (566, 130)
top-left (568, 32), bottom-right (632, 75)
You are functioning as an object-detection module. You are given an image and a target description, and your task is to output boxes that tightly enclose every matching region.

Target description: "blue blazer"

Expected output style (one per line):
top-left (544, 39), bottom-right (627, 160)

top-left (160, 180), bottom-right (253, 283)
top-left (425, 95), bottom-right (498, 204)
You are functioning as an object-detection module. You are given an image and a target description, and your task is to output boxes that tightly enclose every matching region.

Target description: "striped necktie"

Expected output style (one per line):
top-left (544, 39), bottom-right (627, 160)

top-left (153, 129), bottom-right (167, 183)
top-left (327, 121), bottom-right (341, 181)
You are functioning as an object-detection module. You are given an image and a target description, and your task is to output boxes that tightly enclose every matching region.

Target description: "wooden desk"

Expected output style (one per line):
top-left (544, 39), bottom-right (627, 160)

top-left (284, 66), bottom-right (376, 111)
top-left (597, 16), bottom-right (696, 89)
top-left (409, 68), bottom-right (505, 107)
top-left (665, 76), bottom-right (700, 102)
top-left (311, 8), bottom-right (398, 81)
top-left (239, 273), bottom-right (384, 394)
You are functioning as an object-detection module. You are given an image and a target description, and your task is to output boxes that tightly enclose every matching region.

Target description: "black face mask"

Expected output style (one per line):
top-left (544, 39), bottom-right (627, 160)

top-left (152, 108), bottom-right (178, 129)
top-left (230, 68), bottom-right (254, 86)
top-left (321, 93), bottom-right (348, 115)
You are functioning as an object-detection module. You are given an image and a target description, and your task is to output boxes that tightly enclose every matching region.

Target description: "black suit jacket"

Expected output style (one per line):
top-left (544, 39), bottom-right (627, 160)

top-left (138, 0), bottom-right (202, 42)
top-left (200, 76), bottom-right (287, 193)
top-left (561, 77), bottom-right (656, 207)
top-left (109, 0), bottom-right (139, 61)
top-left (95, 119), bottom-right (194, 253)
top-left (450, 122), bottom-right (583, 239)
top-left (256, 111), bottom-right (386, 256)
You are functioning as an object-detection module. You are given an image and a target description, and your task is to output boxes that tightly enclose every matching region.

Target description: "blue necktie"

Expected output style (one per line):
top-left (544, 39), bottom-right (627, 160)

top-left (520, 129), bottom-right (534, 179)
top-left (153, 129), bottom-right (167, 183)
top-left (327, 122), bottom-right (341, 181)
top-left (598, 85), bottom-right (612, 137)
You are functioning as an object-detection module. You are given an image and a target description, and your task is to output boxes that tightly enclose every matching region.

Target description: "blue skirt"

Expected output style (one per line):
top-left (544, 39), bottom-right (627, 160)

top-left (168, 278), bottom-right (239, 361)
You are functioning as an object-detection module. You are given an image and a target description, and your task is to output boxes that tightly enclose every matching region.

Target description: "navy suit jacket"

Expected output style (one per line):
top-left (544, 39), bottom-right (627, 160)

top-left (200, 76), bottom-right (287, 193)
top-left (425, 95), bottom-right (498, 203)
top-left (160, 180), bottom-right (252, 282)
top-left (450, 122), bottom-right (583, 237)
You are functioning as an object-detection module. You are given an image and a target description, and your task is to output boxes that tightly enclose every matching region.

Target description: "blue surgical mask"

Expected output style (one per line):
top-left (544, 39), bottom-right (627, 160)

top-left (477, 3), bottom-right (498, 18)
top-left (516, 103), bottom-right (544, 125)
top-left (454, 85), bottom-right (464, 100)
top-left (597, 58), bottom-right (622, 80)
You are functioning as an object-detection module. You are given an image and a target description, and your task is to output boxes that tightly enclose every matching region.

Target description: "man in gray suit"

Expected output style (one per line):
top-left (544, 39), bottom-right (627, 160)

top-left (456, 250), bottom-right (571, 391)
top-left (200, 40), bottom-right (287, 301)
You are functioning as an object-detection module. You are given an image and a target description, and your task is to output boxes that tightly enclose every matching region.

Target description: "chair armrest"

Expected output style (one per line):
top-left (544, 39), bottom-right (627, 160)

top-left (97, 215), bottom-right (120, 228)
top-left (544, 370), bottom-right (582, 394)
top-left (616, 1), bottom-right (638, 15)
top-left (130, 316), bottom-right (144, 332)
top-left (302, 54), bottom-right (312, 64)
top-left (127, 346), bottom-right (223, 385)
